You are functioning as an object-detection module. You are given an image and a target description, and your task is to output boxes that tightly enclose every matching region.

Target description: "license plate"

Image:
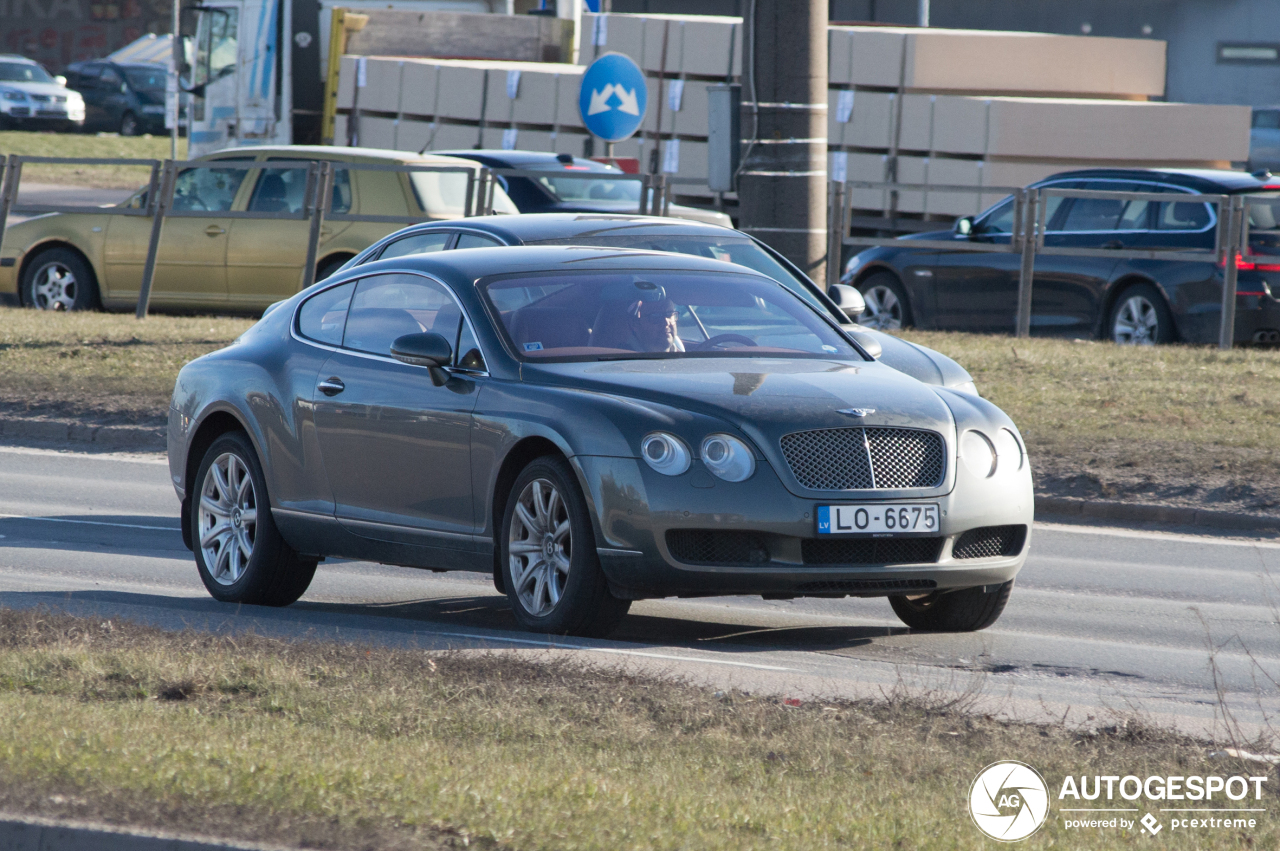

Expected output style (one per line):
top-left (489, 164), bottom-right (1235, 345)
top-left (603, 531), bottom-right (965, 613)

top-left (817, 503), bottom-right (939, 536)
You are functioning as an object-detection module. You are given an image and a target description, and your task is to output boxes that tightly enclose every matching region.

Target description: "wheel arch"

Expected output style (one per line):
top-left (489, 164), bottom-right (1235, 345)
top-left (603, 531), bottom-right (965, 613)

top-left (851, 261), bottom-right (905, 290)
top-left (316, 252), bottom-right (356, 280)
top-left (1099, 274), bottom-right (1177, 340)
top-left (489, 435), bottom-right (571, 592)
top-left (17, 240), bottom-right (100, 307)
top-left (180, 409), bottom-right (255, 551)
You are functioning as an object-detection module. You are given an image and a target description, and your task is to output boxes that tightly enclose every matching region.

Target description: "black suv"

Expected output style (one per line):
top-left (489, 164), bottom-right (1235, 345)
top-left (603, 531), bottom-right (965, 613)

top-left (65, 60), bottom-right (167, 136)
top-left (842, 168), bottom-right (1280, 345)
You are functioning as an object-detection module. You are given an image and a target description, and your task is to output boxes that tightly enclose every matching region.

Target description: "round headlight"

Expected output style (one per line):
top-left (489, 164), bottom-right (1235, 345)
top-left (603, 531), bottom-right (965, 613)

top-left (700, 433), bottom-right (756, 482)
top-left (993, 428), bottom-right (1023, 471)
top-left (960, 430), bottom-right (997, 478)
top-left (640, 432), bottom-right (691, 476)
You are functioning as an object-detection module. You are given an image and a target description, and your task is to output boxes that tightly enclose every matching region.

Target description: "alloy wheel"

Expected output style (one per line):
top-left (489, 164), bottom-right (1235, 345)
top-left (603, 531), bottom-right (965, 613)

top-left (507, 477), bottom-right (571, 617)
top-left (860, 284), bottom-right (903, 331)
top-left (31, 261), bottom-right (78, 311)
top-left (198, 451), bottom-right (258, 586)
top-left (1112, 295), bottom-right (1160, 345)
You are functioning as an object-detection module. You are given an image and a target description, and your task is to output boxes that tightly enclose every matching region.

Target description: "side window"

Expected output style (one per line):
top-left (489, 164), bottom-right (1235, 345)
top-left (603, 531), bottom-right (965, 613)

top-left (100, 67), bottom-right (122, 89)
top-left (331, 167), bottom-right (352, 214)
top-left (265, 159), bottom-right (351, 214)
top-left (378, 231), bottom-right (452, 260)
top-left (343, 273), bottom-right (461, 357)
top-left (1156, 198), bottom-right (1212, 231)
top-left (454, 232), bottom-right (501, 249)
top-left (1253, 110), bottom-right (1280, 130)
top-left (248, 166), bottom-right (307, 214)
top-left (171, 164), bottom-right (248, 212)
top-left (1060, 196), bottom-right (1125, 232)
top-left (974, 198), bottom-right (1014, 234)
top-left (298, 282), bottom-right (354, 346)
top-left (455, 319), bottom-right (485, 371)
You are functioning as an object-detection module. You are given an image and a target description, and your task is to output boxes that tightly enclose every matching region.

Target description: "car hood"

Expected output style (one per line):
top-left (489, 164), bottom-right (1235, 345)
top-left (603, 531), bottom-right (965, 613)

top-left (527, 357), bottom-right (955, 435)
top-left (2, 81), bottom-right (75, 98)
top-left (542, 200), bottom-right (732, 228)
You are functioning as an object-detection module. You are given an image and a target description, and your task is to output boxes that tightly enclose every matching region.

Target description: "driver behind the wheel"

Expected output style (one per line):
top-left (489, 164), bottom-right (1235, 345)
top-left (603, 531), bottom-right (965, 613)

top-left (590, 291), bottom-right (686, 353)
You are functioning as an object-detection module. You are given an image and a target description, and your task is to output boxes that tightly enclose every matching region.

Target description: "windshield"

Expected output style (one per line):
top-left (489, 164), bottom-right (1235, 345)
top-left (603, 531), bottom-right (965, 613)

top-left (124, 66), bottom-right (166, 90)
top-left (524, 232), bottom-right (836, 318)
top-left (530, 165), bottom-right (641, 203)
top-left (0, 61), bottom-right (55, 84)
top-left (482, 271), bottom-right (859, 362)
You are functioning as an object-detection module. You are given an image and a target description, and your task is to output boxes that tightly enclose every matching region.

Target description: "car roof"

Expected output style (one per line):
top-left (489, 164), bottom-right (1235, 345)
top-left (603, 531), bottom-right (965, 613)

top-left (208, 145), bottom-right (479, 166)
top-left (0, 55), bottom-right (39, 63)
top-left (382, 213), bottom-right (743, 244)
top-left (434, 149), bottom-right (620, 172)
top-left (359, 244), bottom-right (773, 284)
top-left (1037, 167), bottom-right (1280, 193)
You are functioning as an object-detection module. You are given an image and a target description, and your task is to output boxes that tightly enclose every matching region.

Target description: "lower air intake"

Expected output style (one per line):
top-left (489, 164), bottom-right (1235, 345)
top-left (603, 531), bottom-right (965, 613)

top-left (801, 536), bottom-right (944, 566)
top-left (666, 530), bottom-right (770, 565)
top-left (796, 579), bottom-right (938, 594)
top-left (952, 525), bottom-right (1027, 559)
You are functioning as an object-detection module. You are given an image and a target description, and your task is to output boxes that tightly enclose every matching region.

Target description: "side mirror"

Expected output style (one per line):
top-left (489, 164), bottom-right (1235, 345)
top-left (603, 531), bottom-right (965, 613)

top-left (827, 283), bottom-right (867, 320)
top-left (390, 332), bottom-right (453, 386)
top-left (954, 216), bottom-right (974, 237)
top-left (846, 329), bottom-right (883, 359)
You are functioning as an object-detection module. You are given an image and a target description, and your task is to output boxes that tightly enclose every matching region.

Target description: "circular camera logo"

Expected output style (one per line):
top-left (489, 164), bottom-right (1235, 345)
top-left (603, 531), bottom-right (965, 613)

top-left (969, 761), bottom-right (1050, 842)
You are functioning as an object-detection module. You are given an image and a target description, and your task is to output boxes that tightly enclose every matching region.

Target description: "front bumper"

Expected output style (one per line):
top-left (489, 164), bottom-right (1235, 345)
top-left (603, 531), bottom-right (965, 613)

top-left (574, 454), bottom-right (1033, 600)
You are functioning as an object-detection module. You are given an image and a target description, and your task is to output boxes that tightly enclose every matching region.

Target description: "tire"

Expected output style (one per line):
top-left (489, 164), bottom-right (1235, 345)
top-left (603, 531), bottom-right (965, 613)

top-left (20, 247), bottom-right (100, 311)
top-left (191, 432), bottom-right (317, 606)
top-left (119, 111), bottom-right (140, 136)
top-left (315, 255), bottom-right (348, 282)
top-left (500, 455), bottom-right (630, 637)
top-left (856, 272), bottom-right (912, 331)
top-left (889, 580), bottom-right (1013, 632)
top-left (1108, 282), bottom-right (1175, 345)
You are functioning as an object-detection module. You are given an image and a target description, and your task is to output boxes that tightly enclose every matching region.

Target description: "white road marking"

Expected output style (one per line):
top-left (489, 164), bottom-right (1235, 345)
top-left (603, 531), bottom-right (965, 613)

top-left (1035, 521), bottom-right (1280, 549)
top-left (0, 445), bottom-right (167, 464)
top-left (0, 514), bottom-right (179, 532)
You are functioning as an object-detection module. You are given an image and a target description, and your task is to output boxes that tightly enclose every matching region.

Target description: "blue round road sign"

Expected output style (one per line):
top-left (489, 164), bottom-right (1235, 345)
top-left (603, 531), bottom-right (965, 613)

top-left (578, 52), bottom-right (648, 142)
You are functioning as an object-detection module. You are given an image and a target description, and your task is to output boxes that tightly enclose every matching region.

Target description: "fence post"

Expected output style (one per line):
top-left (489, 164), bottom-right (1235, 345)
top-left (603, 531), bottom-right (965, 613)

top-left (660, 174), bottom-right (671, 216)
top-left (1218, 195), bottom-right (1245, 350)
top-left (826, 179), bottom-right (846, 291)
top-left (0, 156), bottom-right (19, 257)
top-left (1015, 187), bottom-right (1037, 339)
top-left (637, 173), bottom-right (651, 215)
top-left (136, 159), bottom-right (176, 319)
top-left (482, 168), bottom-right (496, 215)
top-left (301, 161), bottom-right (333, 291)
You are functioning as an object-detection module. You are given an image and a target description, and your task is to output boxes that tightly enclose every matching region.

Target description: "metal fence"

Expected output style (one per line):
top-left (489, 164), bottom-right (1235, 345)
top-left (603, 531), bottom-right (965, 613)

top-left (0, 155), bottom-right (684, 319)
top-left (827, 179), bottom-right (1272, 350)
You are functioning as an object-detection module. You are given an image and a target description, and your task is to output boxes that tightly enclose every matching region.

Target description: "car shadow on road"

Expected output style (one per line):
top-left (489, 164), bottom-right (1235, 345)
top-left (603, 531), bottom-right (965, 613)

top-left (0, 588), bottom-right (906, 655)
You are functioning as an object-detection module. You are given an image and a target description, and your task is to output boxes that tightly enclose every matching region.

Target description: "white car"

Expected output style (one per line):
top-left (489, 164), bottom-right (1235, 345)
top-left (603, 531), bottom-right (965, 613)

top-left (0, 55), bottom-right (85, 131)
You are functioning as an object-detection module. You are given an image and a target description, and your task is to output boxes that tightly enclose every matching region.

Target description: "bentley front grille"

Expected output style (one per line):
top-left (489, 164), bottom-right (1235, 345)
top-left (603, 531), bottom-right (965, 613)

top-left (779, 427), bottom-right (945, 490)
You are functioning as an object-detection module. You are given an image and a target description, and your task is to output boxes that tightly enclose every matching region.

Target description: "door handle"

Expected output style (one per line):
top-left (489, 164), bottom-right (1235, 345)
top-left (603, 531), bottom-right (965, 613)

top-left (317, 377), bottom-right (345, 396)
top-left (1102, 240), bottom-right (1124, 250)
top-left (205, 225), bottom-right (226, 236)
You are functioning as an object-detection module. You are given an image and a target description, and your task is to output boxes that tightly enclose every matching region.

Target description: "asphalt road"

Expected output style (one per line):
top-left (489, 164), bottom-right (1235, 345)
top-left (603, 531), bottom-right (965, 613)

top-left (1, 443), bottom-right (1277, 739)
top-left (9, 183), bottom-right (134, 225)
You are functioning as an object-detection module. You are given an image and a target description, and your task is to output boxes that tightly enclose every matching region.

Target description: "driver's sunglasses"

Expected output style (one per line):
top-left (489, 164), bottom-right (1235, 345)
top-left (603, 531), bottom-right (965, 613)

top-left (640, 308), bottom-right (679, 324)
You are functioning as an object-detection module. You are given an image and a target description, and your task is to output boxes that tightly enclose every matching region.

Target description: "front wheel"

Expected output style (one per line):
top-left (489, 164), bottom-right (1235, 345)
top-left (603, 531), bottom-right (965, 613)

top-left (501, 455), bottom-right (630, 637)
top-left (119, 111), bottom-right (140, 136)
top-left (192, 432), bottom-right (316, 606)
top-left (856, 272), bottom-right (912, 331)
top-left (21, 248), bottom-right (99, 311)
top-left (889, 581), bottom-right (1013, 632)
top-left (1109, 283), bottom-right (1174, 345)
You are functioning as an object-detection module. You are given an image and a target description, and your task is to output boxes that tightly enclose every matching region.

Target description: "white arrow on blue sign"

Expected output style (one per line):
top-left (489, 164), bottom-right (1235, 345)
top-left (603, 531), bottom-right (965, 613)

top-left (578, 52), bottom-right (648, 143)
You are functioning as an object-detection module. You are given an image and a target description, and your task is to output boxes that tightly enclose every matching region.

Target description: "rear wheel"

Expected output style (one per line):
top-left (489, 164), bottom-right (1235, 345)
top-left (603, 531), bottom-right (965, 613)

top-left (315, 255), bottom-right (349, 283)
top-left (889, 581), bottom-right (1013, 632)
top-left (501, 455), bottom-right (630, 637)
top-left (21, 247), bottom-right (99, 311)
top-left (1108, 282), bottom-right (1174, 345)
top-left (192, 432), bottom-right (316, 606)
top-left (119, 111), bottom-right (140, 136)
top-left (856, 272), bottom-right (912, 330)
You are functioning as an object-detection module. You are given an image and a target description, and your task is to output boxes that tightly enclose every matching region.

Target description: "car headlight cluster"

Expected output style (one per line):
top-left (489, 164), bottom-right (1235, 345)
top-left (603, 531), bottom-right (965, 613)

top-left (2, 90), bottom-right (27, 101)
top-left (960, 428), bottom-right (1023, 479)
top-left (641, 432), bottom-right (756, 482)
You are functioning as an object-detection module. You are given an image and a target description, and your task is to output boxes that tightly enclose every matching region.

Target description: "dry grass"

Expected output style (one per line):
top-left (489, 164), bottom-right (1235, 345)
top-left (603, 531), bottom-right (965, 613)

top-left (0, 307), bottom-right (251, 424)
top-left (901, 331), bottom-right (1280, 513)
top-left (0, 607), bottom-right (1274, 850)
top-left (0, 131), bottom-right (185, 189)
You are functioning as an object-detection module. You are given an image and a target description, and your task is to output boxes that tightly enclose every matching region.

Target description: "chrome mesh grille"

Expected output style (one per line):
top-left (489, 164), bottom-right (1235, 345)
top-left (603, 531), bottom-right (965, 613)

top-left (779, 427), bottom-right (944, 490)
top-left (802, 536), bottom-right (944, 566)
top-left (952, 525), bottom-right (1027, 560)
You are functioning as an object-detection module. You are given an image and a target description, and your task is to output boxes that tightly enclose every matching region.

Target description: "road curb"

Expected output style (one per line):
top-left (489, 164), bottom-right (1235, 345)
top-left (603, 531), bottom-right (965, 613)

top-left (0, 813), bottom-right (295, 851)
top-left (0, 416), bottom-right (164, 450)
top-left (1036, 495), bottom-right (1280, 534)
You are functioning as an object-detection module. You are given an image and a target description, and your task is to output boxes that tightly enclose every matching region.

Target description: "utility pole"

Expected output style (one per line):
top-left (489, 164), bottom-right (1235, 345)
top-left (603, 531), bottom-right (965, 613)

top-left (737, 0), bottom-right (828, 285)
top-left (918, 0), bottom-right (930, 27)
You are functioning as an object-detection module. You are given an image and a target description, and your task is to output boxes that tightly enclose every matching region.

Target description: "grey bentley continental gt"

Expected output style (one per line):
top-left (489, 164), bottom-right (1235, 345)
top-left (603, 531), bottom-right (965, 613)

top-left (169, 246), bottom-right (1033, 637)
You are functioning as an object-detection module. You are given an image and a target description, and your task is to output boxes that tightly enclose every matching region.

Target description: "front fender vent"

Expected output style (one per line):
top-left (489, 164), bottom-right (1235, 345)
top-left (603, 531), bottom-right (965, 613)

top-left (779, 427), bottom-right (945, 490)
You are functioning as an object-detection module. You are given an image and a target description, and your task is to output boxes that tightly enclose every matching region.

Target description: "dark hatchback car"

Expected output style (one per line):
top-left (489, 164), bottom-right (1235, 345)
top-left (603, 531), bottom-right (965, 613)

top-left (334, 213), bottom-right (979, 392)
top-left (65, 60), bottom-right (168, 135)
top-left (171, 247), bottom-right (1032, 637)
top-left (434, 149), bottom-right (732, 227)
top-left (843, 168), bottom-right (1280, 345)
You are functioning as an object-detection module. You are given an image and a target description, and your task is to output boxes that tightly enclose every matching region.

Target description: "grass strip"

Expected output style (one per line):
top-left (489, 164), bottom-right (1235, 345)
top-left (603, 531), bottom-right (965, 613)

top-left (0, 607), bottom-right (1274, 850)
top-left (0, 131), bottom-right (185, 189)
